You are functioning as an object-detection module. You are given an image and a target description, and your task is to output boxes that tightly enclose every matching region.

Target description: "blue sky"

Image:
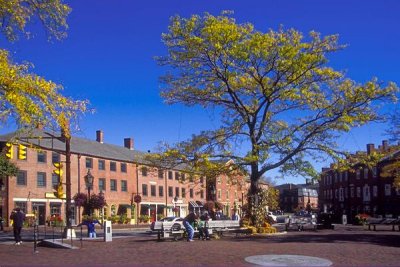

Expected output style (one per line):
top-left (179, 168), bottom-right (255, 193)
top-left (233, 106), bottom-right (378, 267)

top-left (1, 0), bottom-right (399, 185)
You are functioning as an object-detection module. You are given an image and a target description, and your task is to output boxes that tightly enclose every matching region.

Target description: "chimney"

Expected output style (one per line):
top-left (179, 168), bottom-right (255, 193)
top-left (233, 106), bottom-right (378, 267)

top-left (96, 130), bottom-right (104, 144)
top-left (366, 144), bottom-right (375, 155)
top-left (124, 138), bottom-right (134, 150)
top-left (382, 140), bottom-right (388, 151)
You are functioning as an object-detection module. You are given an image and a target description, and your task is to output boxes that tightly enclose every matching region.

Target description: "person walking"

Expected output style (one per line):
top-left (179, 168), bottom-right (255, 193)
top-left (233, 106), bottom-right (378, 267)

top-left (78, 217), bottom-right (102, 238)
top-left (183, 212), bottom-right (197, 242)
top-left (10, 207), bottom-right (25, 245)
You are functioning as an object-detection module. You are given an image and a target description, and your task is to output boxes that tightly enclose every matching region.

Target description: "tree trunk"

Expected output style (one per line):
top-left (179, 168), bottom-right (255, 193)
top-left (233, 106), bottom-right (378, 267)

top-left (248, 163), bottom-right (259, 226)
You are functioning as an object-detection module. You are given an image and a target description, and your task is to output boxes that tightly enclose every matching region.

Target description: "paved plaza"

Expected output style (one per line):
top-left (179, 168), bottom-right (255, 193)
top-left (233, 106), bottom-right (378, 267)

top-left (1, 225), bottom-right (400, 266)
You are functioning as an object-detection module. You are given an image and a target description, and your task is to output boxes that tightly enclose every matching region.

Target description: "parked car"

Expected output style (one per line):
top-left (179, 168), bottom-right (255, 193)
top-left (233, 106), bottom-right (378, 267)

top-left (267, 212), bottom-right (277, 222)
top-left (150, 216), bottom-right (184, 231)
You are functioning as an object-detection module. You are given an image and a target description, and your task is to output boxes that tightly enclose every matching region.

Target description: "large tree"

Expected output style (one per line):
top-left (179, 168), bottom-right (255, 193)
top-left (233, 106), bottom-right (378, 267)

top-left (0, 0), bottom-right (87, 135)
top-left (155, 12), bottom-right (398, 213)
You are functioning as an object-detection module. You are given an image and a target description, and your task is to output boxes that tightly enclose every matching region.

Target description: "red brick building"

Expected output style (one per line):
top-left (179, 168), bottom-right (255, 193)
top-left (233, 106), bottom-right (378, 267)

top-left (0, 129), bottom-right (250, 225)
top-left (319, 141), bottom-right (400, 223)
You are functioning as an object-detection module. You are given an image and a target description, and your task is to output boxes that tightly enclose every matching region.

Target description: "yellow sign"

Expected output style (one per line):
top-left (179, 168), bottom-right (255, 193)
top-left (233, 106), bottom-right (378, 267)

top-left (45, 192), bottom-right (66, 199)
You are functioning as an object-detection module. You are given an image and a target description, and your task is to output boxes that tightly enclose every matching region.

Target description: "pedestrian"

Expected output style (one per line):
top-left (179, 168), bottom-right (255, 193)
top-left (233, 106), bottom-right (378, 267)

top-left (215, 209), bottom-right (223, 220)
top-left (10, 207), bottom-right (25, 245)
top-left (231, 210), bottom-right (240, 221)
top-left (198, 211), bottom-right (210, 240)
top-left (78, 217), bottom-right (102, 238)
top-left (0, 216), bottom-right (4, 231)
top-left (183, 211), bottom-right (197, 242)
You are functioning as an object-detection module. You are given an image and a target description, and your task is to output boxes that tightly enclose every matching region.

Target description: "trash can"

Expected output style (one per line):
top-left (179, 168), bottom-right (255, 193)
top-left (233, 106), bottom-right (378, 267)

top-left (103, 220), bottom-right (112, 242)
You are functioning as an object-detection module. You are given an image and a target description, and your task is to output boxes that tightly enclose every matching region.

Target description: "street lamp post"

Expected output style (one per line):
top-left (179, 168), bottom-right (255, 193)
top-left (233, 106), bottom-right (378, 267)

top-left (84, 169), bottom-right (94, 216)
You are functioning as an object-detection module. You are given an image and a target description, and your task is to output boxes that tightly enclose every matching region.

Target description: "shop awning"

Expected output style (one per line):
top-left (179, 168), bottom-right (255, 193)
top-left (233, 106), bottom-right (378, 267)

top-left (189, 201), bottom-right (199, 208)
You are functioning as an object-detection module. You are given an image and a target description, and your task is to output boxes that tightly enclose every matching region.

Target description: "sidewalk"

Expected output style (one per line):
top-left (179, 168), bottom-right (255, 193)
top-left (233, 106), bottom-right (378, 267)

top-left (1, 226), bottom-right (400, 266)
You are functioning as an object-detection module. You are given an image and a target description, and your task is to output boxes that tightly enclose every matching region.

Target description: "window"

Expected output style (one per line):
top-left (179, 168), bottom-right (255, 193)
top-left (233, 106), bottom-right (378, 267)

top-left (363, 185), bottom-right (370, 201)
top-left (181, 173), bottom-right (186, 182)
top-left (190, 188), bottom-right (194, 198)
top-left (356, 187), bottom-right (361, 198)
top-left (142, 184), bottom-right (148, 196)
top-left (110, 179), bottom-right (117, 191)
top-left (344, 171), bottom-right (348, 181)
top-left (335, 189), bottom-right (338, 199)
top-left (86, 157), bottom-right (93, 168)
top-left (158, 169), bottom-right (164, 179)
top-left (50, 203), bottom-right (61, 216)
top-left (217, 177), bottom-right (221, 184)
top-left (350, 187), bottom-right (354, 198)
top-left (52, 152), bottom-right (60, 164)
top-left (52, 173), bottom-right (59, 188)
top-left (98, 160), bottom-right (105, 171)
top-left (339, 172), bottom-right (342, 182)
top-left (356, 169), bottom-right (361, 180)
top-left (200, 190), bottom-right (204, 198)
top-left (345, 187), bottom-right (348, 198)
top-left (182, 188), bottom-right (186, 198)
top-left (373, 185), bottom-right (378, 197)
top-left (363, 168), bottom-right (369, 179)
top-left (218, 189), bottom-right (221, 199)
top-left (175, 187), bottom-right (180, 197)
top-left (175, 172), bottom-right (180, 181)
top-left (372, 167), bottom-right (377, 178)
top-left (37, 172), bottom-right (46, 188)
top-left (200, 177), bottom-right (204, 184)
top-left (37, 151), bottom-right (47, 163)
top-left (168, 186), bottom-right (173, 197)
top-left (168, 171), bottom-right (173, 180)
top-left (159, 186), bottom-right (164, 197)
top-left (121, 180), bottom-right (127, 192)
top-left (16, 171), bottom-right (27, 186)
top-left (189, 174), bottom-right (194, 183)
top-left (110, 162), bottom-right (117, 172)
top-left (121, 163), bottom-right (127, 173)
top-left (334, 173), bottom-right (337, 183)
top-left (99, 178), bottom-right (106, 191)
top-left (385, 184), bottom-right (391, 196)
top-left (141, 167), bottom-right (148, 176)
top-left (151, 185), bottom-right (156, 197)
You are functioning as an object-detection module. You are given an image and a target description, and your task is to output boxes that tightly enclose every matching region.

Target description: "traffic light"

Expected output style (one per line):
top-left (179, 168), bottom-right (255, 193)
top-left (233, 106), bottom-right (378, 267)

top-left (53, 162), bottom-right (64, 177)
top-left (56, 183), bottom-right (64, 198)
top-left (53, 162), bottom-right (64, 198)
top-left (5, 143), bottom-right (13, 159)
top-left (18, 144), bottom-right (27, 160)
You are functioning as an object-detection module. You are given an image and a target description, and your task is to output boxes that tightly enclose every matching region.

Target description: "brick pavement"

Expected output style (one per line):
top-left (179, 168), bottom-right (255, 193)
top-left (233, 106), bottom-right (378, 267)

top-left (1, 226), bottom-right (400, 266)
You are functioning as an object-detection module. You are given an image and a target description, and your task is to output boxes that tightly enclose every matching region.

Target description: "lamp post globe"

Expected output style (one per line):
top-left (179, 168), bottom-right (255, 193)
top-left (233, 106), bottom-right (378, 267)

top-left (84, 169), bottom-right (94, 216)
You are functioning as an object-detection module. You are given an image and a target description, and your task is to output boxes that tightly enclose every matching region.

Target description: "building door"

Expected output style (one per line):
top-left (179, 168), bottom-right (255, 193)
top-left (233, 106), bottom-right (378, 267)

top-left (32, 203), bottom-right (46, 225)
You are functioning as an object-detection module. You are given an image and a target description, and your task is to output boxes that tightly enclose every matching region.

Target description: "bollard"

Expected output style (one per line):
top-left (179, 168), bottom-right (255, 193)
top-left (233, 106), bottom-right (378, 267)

top-left (103, 220), bottom-right (112, 242)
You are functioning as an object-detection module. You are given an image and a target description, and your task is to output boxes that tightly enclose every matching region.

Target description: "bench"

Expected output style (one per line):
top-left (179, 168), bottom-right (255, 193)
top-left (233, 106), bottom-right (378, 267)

top-left (285, 216), bottom-right (317, 231)
top-left (152, 221), bottom-right (186, 241)
top-left (152, 220), bottom-right (242, 241)
top-left (366, 218), bottom-right (400, 231)
top-left (207, 220), bottom-right (241, 236)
